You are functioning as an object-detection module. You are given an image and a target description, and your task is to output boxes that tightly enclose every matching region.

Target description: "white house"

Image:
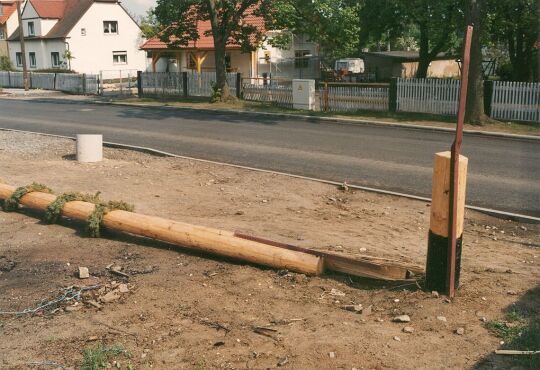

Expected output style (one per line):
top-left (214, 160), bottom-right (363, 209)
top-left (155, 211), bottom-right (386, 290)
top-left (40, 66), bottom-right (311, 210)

top-left (7, 0), bottom-right (146, 74)
top-left (141, 14), bottom-right (320, 80)
top-left (0, 0), bottom-right (20, 58)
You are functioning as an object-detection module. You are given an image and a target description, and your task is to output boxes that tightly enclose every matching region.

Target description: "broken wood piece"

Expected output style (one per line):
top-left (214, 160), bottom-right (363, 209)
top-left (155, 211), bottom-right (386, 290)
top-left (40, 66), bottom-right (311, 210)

top-left (253, 326), bottom-right (279, 339)
top-left (494, 350), bottom-right (540, 355)
top-left (0, 183), bottom-right (323, 276)
top-left (234, 232), bottom-right (423, 281)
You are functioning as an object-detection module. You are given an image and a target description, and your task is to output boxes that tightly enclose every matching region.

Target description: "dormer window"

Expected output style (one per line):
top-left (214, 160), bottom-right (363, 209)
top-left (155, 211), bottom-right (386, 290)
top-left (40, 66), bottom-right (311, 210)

top-left (28, 21), bottom-right (35, 36)
top-left (103, 21), bottom-right (118, 34)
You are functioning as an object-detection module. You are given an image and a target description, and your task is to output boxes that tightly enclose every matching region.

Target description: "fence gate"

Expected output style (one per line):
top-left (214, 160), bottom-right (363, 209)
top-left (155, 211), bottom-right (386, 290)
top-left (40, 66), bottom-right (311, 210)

top-left (99, 69), bottom-right (138, 96)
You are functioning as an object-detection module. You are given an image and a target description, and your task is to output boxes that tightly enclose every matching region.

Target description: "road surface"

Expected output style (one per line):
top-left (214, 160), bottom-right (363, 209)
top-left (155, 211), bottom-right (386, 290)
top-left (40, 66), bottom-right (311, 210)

top-left (0, 98), bottom-right (538, 216)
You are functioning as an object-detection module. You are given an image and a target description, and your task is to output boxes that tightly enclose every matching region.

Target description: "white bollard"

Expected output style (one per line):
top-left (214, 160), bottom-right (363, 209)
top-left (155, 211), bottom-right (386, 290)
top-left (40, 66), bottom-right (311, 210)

top-left (76, 134), bottom-right (103, 162)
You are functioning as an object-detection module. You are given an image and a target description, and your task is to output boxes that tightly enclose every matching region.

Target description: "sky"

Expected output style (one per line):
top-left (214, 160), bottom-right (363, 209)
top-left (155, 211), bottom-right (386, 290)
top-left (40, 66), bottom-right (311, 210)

top-left (122, 0), bottom-right (157, 17)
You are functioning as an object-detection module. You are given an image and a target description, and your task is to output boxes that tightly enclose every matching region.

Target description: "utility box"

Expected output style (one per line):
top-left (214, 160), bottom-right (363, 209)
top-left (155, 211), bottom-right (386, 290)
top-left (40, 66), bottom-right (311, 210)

top-left (292, 79), bottom-right (315, 110)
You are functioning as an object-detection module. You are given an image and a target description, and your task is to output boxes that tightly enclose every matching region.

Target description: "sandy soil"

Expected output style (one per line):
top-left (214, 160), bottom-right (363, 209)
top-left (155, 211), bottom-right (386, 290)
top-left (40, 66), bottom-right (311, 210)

top-left (0, 131), bottom-right (538, 370)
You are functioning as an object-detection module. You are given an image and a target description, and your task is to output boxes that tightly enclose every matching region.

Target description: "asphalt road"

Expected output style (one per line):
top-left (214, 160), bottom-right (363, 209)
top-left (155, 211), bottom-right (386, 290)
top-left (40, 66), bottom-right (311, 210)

top-left (0, 98), bottom-right (538, 217)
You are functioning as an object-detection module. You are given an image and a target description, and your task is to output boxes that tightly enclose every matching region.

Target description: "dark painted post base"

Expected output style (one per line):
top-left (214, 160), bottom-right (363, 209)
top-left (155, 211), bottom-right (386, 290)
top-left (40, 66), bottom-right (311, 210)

top-left (425, 231), bottom-right (463, 293)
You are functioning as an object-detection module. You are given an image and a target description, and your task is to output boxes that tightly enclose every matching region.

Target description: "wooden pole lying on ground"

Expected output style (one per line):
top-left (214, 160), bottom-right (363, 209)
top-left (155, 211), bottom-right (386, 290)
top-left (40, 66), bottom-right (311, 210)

top-left (0, 183), bottom-right (323, 276)
top-left (425, 151), bottom-right (468, 293)
top-left (0, 182), bottom-right (423, 281)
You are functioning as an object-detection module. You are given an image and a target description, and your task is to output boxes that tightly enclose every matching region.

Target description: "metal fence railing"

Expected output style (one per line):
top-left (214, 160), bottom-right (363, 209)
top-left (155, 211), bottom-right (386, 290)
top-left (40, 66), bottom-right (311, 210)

top-left (0, 71), bottom-right (99, 95)
top-left (139, 71), bottom-right (239, 98)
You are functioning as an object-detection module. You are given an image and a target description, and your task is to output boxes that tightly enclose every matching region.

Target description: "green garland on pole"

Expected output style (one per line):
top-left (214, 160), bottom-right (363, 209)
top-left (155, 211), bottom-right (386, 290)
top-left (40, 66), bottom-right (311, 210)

top-left (2, 183), bottom-right (52, 211)
top-left (2, 183), bottom-right (134, 238)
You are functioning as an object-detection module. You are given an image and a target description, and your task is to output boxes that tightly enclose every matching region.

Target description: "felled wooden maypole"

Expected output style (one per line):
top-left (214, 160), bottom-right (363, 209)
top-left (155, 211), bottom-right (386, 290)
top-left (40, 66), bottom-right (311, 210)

top-left (0, 182), bottom-right (422, 280)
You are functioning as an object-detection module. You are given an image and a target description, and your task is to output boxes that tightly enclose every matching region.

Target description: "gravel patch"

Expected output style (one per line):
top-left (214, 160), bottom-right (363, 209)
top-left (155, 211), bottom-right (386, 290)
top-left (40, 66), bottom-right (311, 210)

top-left (0, 130), bottom-right (157, 162)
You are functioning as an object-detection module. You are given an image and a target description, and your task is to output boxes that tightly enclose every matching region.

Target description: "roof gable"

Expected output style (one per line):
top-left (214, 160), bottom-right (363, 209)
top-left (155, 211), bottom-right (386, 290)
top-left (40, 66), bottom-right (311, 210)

top-left (0, 2), bottom-right (17, 25)
top-left (30, 0), bottom-right (66, 18)
top-left (141, 10), bottom-right (265, 51)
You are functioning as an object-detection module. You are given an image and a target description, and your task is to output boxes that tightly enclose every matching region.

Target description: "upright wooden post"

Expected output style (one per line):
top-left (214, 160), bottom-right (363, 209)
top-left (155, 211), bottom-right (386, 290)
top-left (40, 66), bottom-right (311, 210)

top-left (182, 71), bottom-right (188, 98)
top-left (137, 71), bottom-right (143, 96)
top-left (425, 151), bottom-right (468, 293)
top-left (236, 72), bottom-right (242, 99)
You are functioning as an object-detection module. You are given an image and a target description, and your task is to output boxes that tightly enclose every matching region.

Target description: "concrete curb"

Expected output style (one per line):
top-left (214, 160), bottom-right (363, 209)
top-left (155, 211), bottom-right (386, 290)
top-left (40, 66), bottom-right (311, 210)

top-left (94, 99), bottom-right (540, 142)
top-left (1, 127), bottom-right (539, 223)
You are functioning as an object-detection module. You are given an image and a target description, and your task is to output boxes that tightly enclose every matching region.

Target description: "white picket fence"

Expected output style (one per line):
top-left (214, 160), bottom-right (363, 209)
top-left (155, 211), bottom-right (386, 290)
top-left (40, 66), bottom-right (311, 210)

top-left (397, 78), bottom-right (460, 116)
top-left (321, 85), bottom-right (389, 112)
top-left (490, 81), bottom-right (540, 123)
top-left (242, 84), bottom-right (293, 108)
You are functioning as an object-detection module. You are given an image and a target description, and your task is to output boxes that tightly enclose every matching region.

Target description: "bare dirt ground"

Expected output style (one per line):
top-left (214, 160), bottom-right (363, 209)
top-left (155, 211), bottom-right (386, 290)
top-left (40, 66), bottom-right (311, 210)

top-left (0, 131), bottom-right (538, 370)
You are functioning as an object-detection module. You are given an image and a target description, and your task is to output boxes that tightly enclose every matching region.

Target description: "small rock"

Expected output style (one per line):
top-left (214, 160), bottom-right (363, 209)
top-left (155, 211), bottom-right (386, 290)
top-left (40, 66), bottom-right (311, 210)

top-left (393, 336), bottom-right (401, 341)
top-left (277, 357), bottom-right (289, 367)
top-left (330, 288), bottom-right (346, 297)
top-left (87, 336), bottom-right (99, 341)
top-left (392, 315), bottom-right (411, 323)
top-left (455, 327), bottom-right (465, 335)
top-left (481, 297), bottom-right (487, 301)
top-left (118, 284), bottom-right (129, 293)
top-left (505, 269), bottom-right (513, 274)
top-left (393, 299), bottom-right (400, 303)
top-left (141, 353), bottom-right (147, 359)
top-left (342, 304), bottom-right (363, 313)
top-left (402, 326), bottom-right (414, 333)
top-left (111, 264), bottom-right (122, 272)
top-left (78, 267), bottom-right (90, 279)
top-left (235, 211), bottom-right (244, 215)
top-left (431, 291), bottom-right (439, 298)
top-left (99, 291), bottom-right (120, 303)
top-left (359, 247), bottom-right (367, 252)
top-left (87, 300), bottom-right (102, 309)
top-left (65, 305), bottom-right (82, 312)
top-left (329, 352), bottom-right (336, 359)
top-left (436, 316), bottom-right (447, 322)
top-left (507, 290), bottom-right (518, 296)
top-left (361, 305), bottom-right (372, 316)
top-left (520, 226), bottom-right (527, 231)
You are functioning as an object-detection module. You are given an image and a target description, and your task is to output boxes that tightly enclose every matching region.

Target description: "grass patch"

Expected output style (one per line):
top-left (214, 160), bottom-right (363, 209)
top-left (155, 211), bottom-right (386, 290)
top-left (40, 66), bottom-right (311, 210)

top-left (485, 312), bottom-right (540, 368)
top-left (80, 343), bottom-right (126, 370)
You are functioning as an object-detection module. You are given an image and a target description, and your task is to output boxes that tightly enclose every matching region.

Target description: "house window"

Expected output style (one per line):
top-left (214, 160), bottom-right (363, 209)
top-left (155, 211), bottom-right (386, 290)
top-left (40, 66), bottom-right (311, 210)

top-left (81, 28), bottom-right (86, 36)
top-left (16, 52), bottom-right (22, 67)
top-left (294, 50), bottom-right (310, 69)
top-left (51, 52), bottom-right (60, 67)
top-left (28, 21), bottom-right (35, 36)
top-left (29, 52), bottom-right (36, 68)
top-left (113, 51), bottom-right (127, 65)
top-left (103, 21), bottom-right (118, 34)
top-left (0, 28), bottom-right (5, 40)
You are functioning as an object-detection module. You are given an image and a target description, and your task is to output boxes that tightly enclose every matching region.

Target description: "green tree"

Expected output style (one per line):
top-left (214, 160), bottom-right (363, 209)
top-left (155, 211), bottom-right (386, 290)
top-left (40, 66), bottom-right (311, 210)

top-left (139, 8), bottom-right (161, 39)
top-left (486, 0), bottom-right (539, 81)
top-left (261, 0), bottom-right (361, 59)
top-left (154, 0), bottom-right (268, 102)
top-left (359, 0), bottom-right (462, 78)
top-left (0, 56), bottom-right (14, 71)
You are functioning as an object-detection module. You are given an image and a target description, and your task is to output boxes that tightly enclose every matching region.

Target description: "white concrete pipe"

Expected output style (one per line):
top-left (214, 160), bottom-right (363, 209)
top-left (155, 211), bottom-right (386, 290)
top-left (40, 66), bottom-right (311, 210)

top-left (76, 134), bottom-right (103, 162)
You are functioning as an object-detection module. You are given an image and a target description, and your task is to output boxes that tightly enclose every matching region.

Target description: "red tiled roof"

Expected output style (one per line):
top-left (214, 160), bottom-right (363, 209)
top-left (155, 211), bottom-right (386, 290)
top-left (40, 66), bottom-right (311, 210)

top-left (141, 12), bottom-right (265, 50)
top-left (0, 2), bottom-right (17, 25)
top-left (30, 0), bottom-right (67, 18)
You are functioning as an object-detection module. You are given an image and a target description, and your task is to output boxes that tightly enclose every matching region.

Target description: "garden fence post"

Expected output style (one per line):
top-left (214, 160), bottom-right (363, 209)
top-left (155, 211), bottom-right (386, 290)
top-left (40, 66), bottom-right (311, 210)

top-left (483, 80), bottom-right (493, 117)
top-left (137, 71), bottom-right (143, 96)
top-left (182, 72), bottom-right (188, 98)
top-left (236, 72), bottom-right (242, 99)
top-left (389, 77), bottom-right (398, 113)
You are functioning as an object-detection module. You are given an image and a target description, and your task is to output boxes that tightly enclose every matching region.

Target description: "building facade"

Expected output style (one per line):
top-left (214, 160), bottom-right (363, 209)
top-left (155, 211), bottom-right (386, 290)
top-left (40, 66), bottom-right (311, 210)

top-left (7, 0), bottom-right (146, 74)
top-left (0, 1), bottom-right (19, 58)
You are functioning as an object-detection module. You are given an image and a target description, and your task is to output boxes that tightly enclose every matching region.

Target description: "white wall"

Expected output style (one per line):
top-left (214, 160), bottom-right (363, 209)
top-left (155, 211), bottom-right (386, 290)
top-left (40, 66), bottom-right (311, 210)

top-left (6, 7), bottom-right (19, 36)
top-left (256, 32), bottom-right (319, 64)
top-left (8, 39), bottom-right (66, 70)
top-left (67, 2), bottom-right (146, 74)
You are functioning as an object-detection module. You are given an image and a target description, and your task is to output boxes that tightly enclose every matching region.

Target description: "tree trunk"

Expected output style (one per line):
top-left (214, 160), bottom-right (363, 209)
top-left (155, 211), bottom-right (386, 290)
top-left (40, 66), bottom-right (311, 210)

top-left (206, 0), bottom-right (234, 102)
top-left (416, 23), bottom-right (430, 78)
top-left (464, 0), bottom-right (486, 125)
top-left (213, 38), bottom-right (234, 102)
